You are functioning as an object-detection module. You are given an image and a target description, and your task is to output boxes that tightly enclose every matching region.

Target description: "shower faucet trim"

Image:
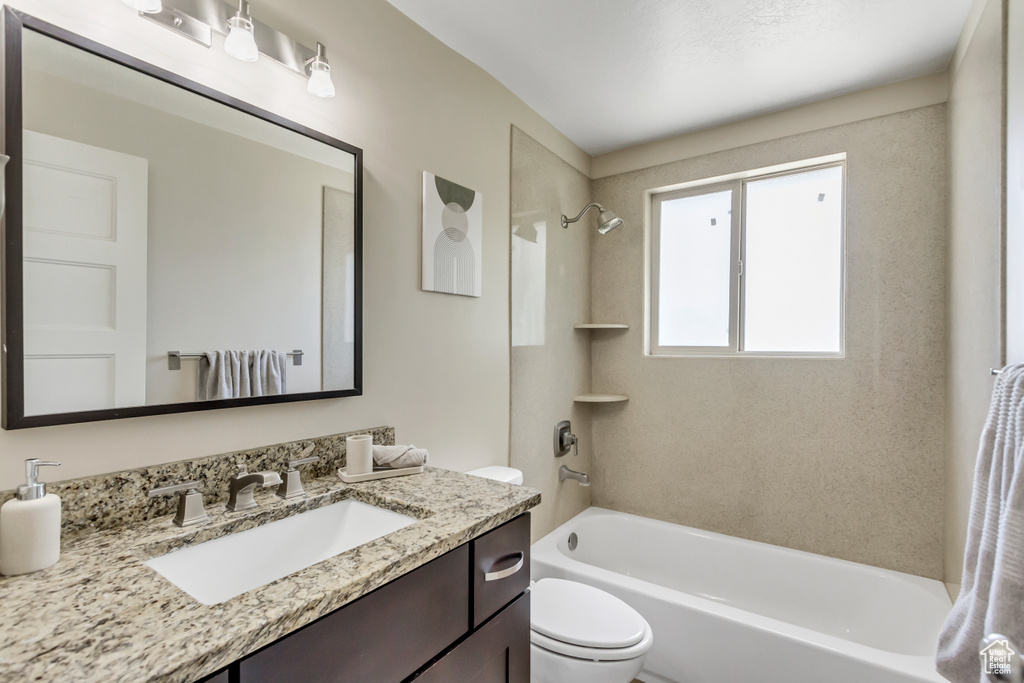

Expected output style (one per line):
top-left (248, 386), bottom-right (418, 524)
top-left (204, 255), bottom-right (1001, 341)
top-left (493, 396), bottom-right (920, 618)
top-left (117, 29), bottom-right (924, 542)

top-left (555, 420), bottom-right (577, 457)
top-left (559, 465), bottom-right (590, 487)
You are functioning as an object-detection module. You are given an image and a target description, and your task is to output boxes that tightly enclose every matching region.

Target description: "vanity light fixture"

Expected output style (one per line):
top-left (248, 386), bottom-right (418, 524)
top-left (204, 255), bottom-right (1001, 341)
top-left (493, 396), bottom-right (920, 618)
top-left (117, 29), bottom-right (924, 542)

top-left (224, 0), bottom-right (258, 62)
top-left (305, 43), bottom-right (336, 99)
top-left (128, 0), bottom-right (337, 100)
top-left (122, 0), bottom-right (162, 13)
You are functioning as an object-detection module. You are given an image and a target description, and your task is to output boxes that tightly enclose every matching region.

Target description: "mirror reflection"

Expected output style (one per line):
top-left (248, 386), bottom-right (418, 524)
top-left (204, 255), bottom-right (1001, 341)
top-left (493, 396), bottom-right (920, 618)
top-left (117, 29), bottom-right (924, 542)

top-left (17, 29), bottom-right (359, 418)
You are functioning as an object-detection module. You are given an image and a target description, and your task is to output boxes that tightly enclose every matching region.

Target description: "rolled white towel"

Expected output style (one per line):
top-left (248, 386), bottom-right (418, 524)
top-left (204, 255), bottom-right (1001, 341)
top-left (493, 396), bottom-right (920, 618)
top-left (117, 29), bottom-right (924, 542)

top-left (373, 444), bottom-right (429, 469)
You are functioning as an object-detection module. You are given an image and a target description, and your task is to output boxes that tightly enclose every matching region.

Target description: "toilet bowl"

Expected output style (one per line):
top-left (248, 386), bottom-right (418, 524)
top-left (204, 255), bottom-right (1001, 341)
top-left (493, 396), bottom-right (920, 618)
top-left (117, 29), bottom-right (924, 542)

top-left (529, 578), bottom-right (653, 683)
top-left (463, 466), bottom-right (654, 683)
top-left (465, 466), bottom-right (524, 485)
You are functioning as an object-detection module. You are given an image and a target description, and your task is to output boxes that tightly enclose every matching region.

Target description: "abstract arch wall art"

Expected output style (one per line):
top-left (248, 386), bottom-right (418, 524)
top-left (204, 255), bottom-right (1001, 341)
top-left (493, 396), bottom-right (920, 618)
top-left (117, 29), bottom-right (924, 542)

top-left (422, 171), bottom-right (483, 297)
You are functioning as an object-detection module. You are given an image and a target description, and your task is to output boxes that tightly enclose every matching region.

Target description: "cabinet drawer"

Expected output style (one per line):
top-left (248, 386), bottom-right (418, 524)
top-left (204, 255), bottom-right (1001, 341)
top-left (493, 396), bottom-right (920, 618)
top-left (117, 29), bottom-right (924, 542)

top-left (472, 513), bottom-right (530, 628)
top-left (409, 591), bottom-right (530, 683)
top-left (239, 544), bottom-right (469, 683)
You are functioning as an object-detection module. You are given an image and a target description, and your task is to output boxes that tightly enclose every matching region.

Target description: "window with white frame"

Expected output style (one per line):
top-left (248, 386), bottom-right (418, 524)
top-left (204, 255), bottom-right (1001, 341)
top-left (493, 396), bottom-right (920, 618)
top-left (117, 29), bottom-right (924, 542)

top-left (649, 159), bottom-right (845, 357)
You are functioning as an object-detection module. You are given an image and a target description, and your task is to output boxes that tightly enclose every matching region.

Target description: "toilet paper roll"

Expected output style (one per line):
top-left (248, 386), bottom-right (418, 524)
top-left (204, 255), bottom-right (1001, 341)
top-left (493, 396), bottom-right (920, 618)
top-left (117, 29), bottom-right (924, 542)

top-left (346, 434), bottom-right (373, 476)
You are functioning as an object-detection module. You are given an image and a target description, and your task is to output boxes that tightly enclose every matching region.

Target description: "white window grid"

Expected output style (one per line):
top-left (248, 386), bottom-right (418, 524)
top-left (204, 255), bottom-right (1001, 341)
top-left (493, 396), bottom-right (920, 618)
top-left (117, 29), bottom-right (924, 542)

top-left (646, 159), bottom-right (847, 358)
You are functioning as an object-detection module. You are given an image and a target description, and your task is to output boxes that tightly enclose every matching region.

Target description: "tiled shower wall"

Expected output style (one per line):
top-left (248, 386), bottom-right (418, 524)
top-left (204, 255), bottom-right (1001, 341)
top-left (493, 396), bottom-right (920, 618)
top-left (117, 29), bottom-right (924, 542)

top-left (509, 127), bottom-right (593, 541)
top-left (591, 107), bottom-right (948, 579)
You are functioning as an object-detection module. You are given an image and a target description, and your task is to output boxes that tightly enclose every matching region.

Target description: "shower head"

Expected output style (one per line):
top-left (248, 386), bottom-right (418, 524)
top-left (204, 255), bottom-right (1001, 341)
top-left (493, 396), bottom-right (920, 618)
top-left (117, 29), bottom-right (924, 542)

top-left (596, 207), bottom-right (623, 234)
top-left (561, 203), bottom-right (623, 234)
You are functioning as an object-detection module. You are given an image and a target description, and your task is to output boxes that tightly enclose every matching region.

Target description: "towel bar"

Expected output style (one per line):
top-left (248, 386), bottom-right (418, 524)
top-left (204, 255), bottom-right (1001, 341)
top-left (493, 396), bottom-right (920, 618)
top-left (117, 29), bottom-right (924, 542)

top-left (980, 633), bottom-right (1023, 682)
top-left (167, 350), bottom-right (303, 370)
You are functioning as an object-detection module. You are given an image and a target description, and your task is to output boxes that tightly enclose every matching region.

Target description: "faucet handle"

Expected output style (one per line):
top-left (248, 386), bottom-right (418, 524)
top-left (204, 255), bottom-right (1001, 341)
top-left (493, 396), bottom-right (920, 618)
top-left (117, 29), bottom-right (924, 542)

top-left (278, 458), bottom-right (317, 500)
top-left (554, 420), bottom-right (578, 457)
top-left (559, 431), bottom-right (578, 457)
top-left (287, 455), bottom-right (319, 470)
top-left (148, 481), bottom-right (209, 527)
top-left (148, 480), bottom-right (201, 496)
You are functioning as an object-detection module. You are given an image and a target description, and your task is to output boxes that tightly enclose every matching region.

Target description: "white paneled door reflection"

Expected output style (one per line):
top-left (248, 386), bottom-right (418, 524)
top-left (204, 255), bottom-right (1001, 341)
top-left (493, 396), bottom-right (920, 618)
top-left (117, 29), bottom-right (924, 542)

top-left (22, 130), bottom-right (148, 415)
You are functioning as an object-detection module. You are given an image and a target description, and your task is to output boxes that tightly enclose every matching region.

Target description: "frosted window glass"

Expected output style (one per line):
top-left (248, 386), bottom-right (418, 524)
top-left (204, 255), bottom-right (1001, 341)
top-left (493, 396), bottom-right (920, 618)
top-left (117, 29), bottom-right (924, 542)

top-left (743, 167), bottom-right (842, 353)
top-left (658, 190), bottom-right (733, 347)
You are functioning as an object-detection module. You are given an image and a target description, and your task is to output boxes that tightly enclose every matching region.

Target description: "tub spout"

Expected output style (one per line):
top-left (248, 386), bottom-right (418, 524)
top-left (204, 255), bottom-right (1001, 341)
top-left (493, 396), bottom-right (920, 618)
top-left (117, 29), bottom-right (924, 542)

top-left (559, 465), bottom-right (590, 487)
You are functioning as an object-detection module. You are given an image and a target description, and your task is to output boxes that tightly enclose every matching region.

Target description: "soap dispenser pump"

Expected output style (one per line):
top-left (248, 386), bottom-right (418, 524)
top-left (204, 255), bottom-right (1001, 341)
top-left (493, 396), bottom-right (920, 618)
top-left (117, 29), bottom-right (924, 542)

top-left (0, 459), bottom-right (62, 576)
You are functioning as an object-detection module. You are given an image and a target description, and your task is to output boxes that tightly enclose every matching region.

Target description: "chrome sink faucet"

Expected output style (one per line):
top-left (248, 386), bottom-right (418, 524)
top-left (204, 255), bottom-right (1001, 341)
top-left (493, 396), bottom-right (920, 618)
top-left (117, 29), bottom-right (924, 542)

top-left (227, 468), bottom-right (284, 512)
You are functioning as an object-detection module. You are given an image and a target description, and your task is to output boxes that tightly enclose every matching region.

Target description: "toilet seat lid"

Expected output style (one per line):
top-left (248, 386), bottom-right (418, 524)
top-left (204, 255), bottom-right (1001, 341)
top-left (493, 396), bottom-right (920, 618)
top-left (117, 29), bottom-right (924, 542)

top-left (530, 578), bottom-right (647, 648)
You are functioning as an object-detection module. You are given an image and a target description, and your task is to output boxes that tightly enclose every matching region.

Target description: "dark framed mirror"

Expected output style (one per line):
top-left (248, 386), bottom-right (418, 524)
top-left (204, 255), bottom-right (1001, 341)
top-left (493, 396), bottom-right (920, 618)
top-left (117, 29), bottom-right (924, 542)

top-left (2, 9), bottom-right (362, 429)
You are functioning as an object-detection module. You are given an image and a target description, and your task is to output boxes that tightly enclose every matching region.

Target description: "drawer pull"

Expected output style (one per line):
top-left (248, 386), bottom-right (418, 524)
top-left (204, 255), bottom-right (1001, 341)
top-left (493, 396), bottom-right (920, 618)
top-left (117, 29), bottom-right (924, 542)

top-left (484, 552), bottom-right (524, 581)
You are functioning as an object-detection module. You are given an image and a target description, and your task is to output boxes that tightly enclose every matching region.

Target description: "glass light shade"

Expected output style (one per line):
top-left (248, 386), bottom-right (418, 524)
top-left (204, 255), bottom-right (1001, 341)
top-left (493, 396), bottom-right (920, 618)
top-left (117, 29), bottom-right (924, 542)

top-left (307, 65), bottom-right (335, 98)
top-left (224, 18), bottom-right (259, 62)
top-left (122, 0), bottom-right (163, 13)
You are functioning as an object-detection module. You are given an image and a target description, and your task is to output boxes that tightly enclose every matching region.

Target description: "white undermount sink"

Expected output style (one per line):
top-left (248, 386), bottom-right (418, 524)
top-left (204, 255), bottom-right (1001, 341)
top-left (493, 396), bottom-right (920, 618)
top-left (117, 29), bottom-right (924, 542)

top-left (145, 499), bottom-right (418, 605)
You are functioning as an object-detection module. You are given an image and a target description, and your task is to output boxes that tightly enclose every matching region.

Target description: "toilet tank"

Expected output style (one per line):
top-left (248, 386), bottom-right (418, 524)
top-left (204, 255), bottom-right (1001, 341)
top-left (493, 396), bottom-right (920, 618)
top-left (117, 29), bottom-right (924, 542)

top-left (465, 466), bottom-right (523, 485)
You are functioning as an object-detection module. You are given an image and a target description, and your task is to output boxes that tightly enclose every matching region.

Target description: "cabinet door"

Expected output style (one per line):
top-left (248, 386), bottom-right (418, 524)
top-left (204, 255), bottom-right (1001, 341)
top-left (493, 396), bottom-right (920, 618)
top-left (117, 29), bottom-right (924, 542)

top-left (240, 545), bottom-right (469, 683)
top-left (193, 669), bottom-right (229, 683)
top-left (410, 591), bottom-right (530, 683)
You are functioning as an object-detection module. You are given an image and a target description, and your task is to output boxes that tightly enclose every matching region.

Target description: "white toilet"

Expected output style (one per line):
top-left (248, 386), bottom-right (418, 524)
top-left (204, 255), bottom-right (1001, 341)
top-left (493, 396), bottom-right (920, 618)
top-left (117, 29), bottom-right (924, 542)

top-left (465, 466), bottom-right (654, 683)
top-left (466, 465), bottom-right (525, 485)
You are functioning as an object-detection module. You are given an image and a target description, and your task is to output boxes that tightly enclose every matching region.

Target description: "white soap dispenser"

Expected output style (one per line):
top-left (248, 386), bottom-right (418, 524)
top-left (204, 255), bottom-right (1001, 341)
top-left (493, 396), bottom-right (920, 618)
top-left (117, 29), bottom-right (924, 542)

top-left (0, 459), bottom-right (62, 576)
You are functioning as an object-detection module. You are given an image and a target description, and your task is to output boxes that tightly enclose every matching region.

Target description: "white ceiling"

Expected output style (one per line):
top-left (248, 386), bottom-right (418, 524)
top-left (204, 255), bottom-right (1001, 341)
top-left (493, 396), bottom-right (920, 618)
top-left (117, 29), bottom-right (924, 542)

top-left (385, 0), bottom-right (974, 156)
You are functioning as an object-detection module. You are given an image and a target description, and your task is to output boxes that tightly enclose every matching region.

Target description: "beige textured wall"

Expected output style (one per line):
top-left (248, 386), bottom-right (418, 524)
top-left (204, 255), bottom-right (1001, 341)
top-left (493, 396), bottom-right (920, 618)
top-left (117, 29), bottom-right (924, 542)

top-left (944, 0), bottom-right (1006, 596)
top-left (510, 127), bottom-right (592, 541)
top-left (0, 0), bottom-right (589, 489)
top-left (592, 106), bottom-right (948, 579)
top-left (1009, 0), bottom-right (1024, 364)
top-left (592, 73), bottom-right (949, 179)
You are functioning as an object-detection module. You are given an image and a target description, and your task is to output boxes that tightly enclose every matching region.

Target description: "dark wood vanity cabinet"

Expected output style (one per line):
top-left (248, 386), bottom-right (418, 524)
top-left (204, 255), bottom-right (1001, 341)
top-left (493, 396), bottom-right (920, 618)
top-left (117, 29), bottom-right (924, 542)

top-left (411, 512), bottom-right (531, 683)
top-left (472, 512), bottom-right (530, 628)
top-left (240, 545), bottom-right (471, 683)
top-left (196, 513), bottom-right (531, 683)
top-left (410, 593), bottom-right (530, 683)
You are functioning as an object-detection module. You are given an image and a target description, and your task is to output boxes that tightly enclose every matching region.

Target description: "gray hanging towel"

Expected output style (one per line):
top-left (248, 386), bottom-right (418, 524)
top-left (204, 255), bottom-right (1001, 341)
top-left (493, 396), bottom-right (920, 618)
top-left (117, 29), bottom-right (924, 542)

top-left (937, 364), bottom-right (1024, 681)
top-left (197, 350), bottom-right (252, 400)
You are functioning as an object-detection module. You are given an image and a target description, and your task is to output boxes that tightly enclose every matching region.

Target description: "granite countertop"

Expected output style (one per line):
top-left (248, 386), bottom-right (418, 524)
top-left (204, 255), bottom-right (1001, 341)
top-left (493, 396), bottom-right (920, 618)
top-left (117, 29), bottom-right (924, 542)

top-left (0, 467), bottom-right (540, 683)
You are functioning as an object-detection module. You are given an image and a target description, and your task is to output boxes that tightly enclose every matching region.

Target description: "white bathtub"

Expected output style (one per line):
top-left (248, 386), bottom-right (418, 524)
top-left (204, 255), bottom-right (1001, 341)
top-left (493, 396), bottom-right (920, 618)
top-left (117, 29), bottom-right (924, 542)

top-left (531, 507), bottom-right (951, 683)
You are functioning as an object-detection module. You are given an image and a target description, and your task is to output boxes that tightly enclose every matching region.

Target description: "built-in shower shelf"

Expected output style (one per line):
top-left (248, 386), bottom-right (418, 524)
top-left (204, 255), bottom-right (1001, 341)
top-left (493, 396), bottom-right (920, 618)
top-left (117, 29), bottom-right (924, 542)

top-left (574, 323), bottom-right (629, 329)
top-left (574, 394), bottom-right (629, 403)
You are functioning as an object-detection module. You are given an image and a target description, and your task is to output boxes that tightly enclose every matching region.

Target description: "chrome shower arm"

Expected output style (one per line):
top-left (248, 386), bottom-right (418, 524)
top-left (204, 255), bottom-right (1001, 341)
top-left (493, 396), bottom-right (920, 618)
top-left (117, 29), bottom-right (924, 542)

top-left (561, 203), bottom-right (603, 229)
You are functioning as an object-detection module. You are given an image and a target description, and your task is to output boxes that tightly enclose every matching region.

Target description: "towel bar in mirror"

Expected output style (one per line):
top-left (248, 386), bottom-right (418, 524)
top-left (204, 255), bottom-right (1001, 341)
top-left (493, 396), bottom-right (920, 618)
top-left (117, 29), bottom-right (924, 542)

top-left (167, 351), bottom-right (304, 371)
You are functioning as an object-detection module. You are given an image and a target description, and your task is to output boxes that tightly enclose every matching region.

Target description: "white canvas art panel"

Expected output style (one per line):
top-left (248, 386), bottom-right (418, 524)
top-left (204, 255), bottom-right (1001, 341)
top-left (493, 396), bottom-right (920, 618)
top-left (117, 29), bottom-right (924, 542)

top-left (422, 171), bottom-right (483, 297)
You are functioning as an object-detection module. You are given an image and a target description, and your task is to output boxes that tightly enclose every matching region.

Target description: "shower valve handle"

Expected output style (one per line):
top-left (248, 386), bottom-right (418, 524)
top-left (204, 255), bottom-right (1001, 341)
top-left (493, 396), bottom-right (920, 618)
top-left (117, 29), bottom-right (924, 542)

top-left (554, 420), bottom-right (578, 457)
